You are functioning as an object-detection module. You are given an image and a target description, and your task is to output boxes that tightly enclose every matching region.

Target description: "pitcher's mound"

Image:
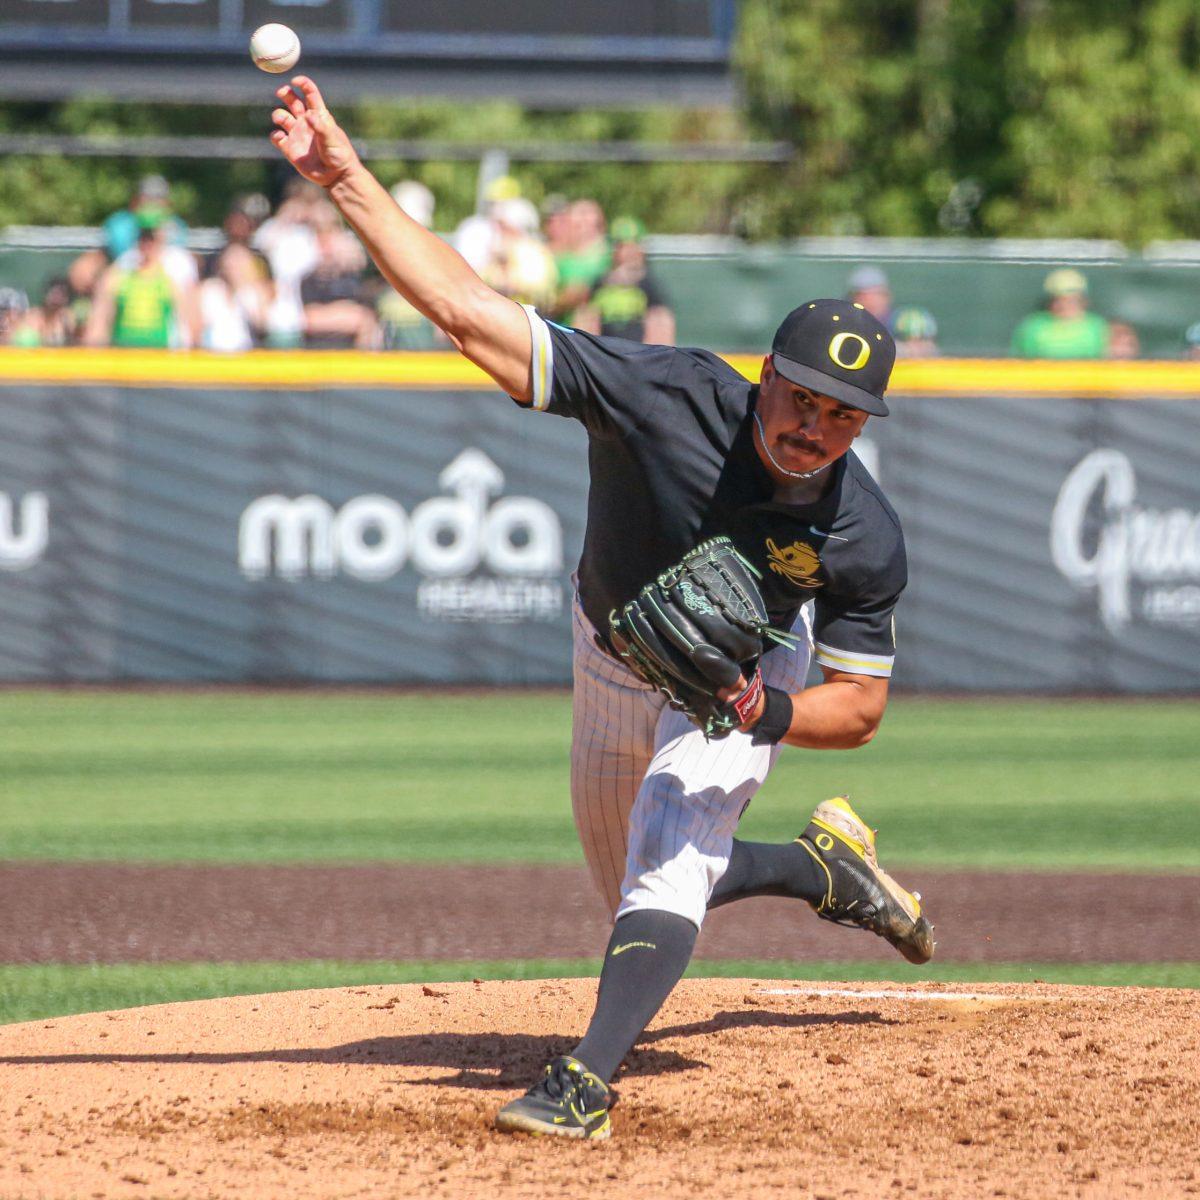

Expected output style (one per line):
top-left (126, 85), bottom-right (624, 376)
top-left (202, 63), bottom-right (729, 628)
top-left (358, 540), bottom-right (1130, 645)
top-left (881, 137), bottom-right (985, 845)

top-left (1, 979), bottom-right (1196, 1199)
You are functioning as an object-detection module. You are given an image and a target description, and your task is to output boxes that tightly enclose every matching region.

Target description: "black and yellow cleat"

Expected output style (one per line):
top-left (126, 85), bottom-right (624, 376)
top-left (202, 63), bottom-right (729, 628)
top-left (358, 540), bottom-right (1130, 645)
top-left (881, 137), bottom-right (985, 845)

top-left (495, 1055), bottom-right (615, 1140)
top-left (798, 796), bottom-right (935, 965)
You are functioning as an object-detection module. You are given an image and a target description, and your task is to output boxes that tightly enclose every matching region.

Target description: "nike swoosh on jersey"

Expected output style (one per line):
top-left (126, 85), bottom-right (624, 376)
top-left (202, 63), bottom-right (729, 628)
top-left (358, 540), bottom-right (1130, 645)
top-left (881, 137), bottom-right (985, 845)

top-left (810, 526), bottom-right (849, 541)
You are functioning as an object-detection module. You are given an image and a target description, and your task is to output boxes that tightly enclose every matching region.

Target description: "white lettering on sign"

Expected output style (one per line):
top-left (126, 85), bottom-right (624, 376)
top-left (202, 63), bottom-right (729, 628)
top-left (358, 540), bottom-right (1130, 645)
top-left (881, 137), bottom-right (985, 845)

top-left (1050, 448), bottom-right (1200, 632)
top-left (237, 449), bottom-right (564, 621)
top-left (417, 577), bottom-right (563, 623)
top-left (239, 493), bottom-right (337, 580)
top-left (0, 492), bottom-right (48, 571)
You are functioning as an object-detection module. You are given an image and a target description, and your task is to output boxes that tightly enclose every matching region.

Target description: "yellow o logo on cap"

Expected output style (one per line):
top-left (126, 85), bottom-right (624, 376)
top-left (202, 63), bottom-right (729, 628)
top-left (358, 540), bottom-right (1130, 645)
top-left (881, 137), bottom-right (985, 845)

top-left (829, 332), bottom-right (871, 371)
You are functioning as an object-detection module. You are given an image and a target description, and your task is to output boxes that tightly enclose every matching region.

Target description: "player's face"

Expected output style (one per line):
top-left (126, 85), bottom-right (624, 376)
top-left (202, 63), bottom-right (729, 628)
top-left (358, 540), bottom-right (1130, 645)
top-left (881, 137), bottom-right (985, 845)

top-left (754, 357), bottom-right (869, 477)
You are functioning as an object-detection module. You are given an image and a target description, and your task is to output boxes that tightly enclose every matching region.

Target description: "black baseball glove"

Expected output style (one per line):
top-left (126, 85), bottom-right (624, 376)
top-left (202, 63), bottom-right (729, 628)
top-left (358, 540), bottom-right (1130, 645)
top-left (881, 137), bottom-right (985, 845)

top-left (609, 536), bottom-right (794, 739)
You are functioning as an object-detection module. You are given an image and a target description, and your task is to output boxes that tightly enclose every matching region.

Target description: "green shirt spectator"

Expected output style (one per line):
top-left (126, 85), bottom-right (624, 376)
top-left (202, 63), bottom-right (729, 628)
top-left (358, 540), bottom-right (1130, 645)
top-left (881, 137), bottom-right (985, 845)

top-left (551, 199), bottom-right (611, 321)
top-left (112, 267), bottom-right (175, 348)
top-left (1011, 268), bottom-right (1110, 359)
top-left (1011, 310), bottom-right (1109, 358)
top-left (555, 243), bottom-right (610, 293)
top-left (580, 217), bottom-right (675, 345)
top-left (84, 214), bottom-right (199, 349)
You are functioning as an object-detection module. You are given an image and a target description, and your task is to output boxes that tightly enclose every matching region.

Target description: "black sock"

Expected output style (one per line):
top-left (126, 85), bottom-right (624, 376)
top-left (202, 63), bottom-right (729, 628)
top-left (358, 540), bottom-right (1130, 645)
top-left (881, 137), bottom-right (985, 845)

top-left (707, 837), bottom-right (826, 909)
top-left (571, 909), bottom-right (697, 1083)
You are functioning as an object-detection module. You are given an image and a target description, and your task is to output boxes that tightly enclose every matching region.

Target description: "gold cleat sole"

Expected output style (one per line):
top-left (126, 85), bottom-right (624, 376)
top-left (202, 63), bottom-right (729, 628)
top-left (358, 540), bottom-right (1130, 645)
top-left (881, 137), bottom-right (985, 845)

top-left (803, 796), bottom-right (935, 965)
top-left (495, 1110), bottom-right (612, 1140)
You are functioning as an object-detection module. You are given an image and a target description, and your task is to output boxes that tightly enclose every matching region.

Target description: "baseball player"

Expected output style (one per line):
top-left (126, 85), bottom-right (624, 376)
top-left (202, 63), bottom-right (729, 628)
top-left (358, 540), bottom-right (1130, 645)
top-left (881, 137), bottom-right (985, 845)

top-left (269, 77), bottom-right (933, 1143)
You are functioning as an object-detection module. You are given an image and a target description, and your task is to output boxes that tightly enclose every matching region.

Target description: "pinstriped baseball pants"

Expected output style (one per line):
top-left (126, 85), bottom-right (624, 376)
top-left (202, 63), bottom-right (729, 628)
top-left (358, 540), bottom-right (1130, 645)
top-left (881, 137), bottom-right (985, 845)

top-left (570, 596), bottom-right (813, 929)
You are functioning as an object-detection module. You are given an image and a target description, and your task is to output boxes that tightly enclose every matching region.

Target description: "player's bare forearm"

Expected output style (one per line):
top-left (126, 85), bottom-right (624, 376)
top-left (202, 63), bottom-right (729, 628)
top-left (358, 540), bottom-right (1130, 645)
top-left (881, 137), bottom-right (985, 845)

top-left (270, 76), bottom-right (533, 399)
top-left (734, 669), bottom-right (887, 749)
top-left (82, 270), bottom-right (116, 347)
top-left (725, 666), bottom-right (886, 748)
top-left (779, 672), bottom-right (888, 748)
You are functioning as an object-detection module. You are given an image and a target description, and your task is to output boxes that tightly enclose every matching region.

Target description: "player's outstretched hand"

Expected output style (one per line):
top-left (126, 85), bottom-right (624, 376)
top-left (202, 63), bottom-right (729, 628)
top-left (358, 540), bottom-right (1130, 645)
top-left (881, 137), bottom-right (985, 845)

top-left (270, 76), bottom-right (360, 189)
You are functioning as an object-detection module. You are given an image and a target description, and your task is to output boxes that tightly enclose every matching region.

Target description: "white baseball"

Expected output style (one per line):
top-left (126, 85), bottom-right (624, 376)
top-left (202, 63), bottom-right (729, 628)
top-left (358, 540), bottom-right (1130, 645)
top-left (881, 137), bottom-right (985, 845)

top-left (250, 24), bottom-right (301, 74)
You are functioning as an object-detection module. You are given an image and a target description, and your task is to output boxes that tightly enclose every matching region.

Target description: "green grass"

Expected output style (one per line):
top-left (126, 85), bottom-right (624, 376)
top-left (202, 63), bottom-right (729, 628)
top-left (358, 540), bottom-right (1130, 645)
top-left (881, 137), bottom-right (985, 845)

top-left (2, 959), bottom-right (1196, 1025)
top-left (1, 690), bottom-right (1198, 869)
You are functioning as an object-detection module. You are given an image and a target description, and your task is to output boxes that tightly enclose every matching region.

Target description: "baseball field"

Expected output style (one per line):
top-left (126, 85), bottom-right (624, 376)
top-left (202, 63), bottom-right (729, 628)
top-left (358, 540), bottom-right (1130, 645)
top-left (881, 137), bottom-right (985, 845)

top-left (2, 689), bottom-right (1198, 1197)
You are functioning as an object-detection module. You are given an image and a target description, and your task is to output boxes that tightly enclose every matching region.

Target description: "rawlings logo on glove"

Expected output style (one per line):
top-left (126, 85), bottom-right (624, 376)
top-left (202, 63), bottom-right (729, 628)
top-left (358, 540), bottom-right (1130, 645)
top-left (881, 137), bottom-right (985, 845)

top-left (609, 537), bottom-right (795, 739)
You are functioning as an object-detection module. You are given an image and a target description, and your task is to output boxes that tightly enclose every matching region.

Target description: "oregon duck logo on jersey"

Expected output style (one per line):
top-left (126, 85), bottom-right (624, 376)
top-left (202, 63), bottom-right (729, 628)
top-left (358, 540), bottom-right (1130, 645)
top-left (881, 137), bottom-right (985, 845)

top-left (765, 538), bottom-right (823, 589)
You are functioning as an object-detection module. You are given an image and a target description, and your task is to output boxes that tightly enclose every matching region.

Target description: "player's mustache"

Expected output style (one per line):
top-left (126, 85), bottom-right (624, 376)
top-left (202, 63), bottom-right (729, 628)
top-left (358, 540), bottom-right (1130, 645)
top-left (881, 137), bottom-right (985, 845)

top-left (780, 433), bottom-right (824, 454)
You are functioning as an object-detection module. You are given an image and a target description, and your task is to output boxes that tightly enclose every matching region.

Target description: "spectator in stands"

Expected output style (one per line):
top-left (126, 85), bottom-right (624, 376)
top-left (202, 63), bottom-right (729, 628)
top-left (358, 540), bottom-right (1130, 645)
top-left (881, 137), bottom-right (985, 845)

top-left (36, 278), bottom-right (79, 346)
top-left (575, 216), bottom-right (674, 345)
top-left (299, 209), bottom-right (379, 349)
top-left (542, 195), bottom-right (572, 260)
top-left (453, 175), bottom-right (523, 276)
top-left (253, 180), bottom-right (328, 348)
top-left (254, 180), bottom-right (323, 276)
top-left (0, 287), bottom-right (31, 346)
top-left (102, 174), bottom-right (189, 261)
top-left (1106, 321), bottom-right (1140, 360)
top-left (480, 197), bottom-right (558, 311)
top-left (84, 213), bottom-right (199, 349)
top-left (892, 305), bottom-right (939, 358)
top-left (847, 265), bottom-right (893, 323)
top-left (1011, 269), bottom-right (1110, 359)
top-left (1185, 322), bottom-right (1200, 360)
top-left (199, 244), bottom-right (269, 352)
top-left (551, 198), bottom-right (611, 321)
top-left (207, 194), bottom-right (272, 281)
top-left (847, 265), bottom-right (938, 357)
top-left (377, 181), bottom-right (442, 349)
top-left (66, 248), bottom-right (109, 334)
top-left (113, 197), bottom-right (200, 298)
top-left (2, 278), bottom-right (78, 347)
top-left (227, 193), bottom-right (271, 244)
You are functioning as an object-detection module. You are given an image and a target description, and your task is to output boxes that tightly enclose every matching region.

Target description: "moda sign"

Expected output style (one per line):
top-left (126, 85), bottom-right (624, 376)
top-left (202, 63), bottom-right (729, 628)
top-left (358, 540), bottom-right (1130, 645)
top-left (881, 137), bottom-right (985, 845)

top-left (1051, 449), bottom-right (1200, 632)
top-left (238, 449), bottom-right (565, 622)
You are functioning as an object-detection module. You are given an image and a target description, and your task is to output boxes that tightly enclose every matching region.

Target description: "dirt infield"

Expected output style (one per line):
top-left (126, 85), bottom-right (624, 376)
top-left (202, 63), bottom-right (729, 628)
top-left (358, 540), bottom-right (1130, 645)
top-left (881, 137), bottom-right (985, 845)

top-left (4, 863), bottom-right (1200, 964)
top-left (0, 979), bottom-right (1196, 1199)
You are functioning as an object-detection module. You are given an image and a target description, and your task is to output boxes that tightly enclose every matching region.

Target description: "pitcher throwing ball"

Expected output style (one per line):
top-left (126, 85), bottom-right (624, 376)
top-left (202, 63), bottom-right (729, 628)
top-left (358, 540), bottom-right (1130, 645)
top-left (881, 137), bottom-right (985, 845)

top-left (269, 76), bottom-right (934, 1142)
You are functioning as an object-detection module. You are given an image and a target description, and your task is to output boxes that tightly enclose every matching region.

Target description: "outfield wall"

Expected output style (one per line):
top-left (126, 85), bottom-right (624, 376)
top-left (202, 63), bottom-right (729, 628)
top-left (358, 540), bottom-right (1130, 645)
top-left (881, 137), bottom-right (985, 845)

top-left (0, 351), bottom-right (1198, 691)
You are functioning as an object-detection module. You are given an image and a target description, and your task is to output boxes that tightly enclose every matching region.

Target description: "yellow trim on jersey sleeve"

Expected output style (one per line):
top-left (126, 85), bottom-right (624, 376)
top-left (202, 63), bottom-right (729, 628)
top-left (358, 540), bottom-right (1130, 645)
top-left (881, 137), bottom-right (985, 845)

top-left (814, 642), bottom-right (895, 678)
top-left (521, 304), bottom-right (554, 412)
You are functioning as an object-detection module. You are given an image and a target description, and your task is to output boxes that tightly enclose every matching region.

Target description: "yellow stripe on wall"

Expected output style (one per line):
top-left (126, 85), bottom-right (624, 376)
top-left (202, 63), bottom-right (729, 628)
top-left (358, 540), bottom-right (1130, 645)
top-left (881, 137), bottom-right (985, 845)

top-left (0, 348), bottom-right (494, 389)
top-left (728, 356), bottom-right (1200, 399)
top-left (1, 348), bottom-right (1199, 398)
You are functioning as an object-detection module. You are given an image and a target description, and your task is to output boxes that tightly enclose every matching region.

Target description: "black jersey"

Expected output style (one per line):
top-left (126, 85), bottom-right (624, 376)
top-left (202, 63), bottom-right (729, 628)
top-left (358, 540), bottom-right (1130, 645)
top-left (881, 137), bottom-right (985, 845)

top-left (516, 310), bottom-right (906, 678)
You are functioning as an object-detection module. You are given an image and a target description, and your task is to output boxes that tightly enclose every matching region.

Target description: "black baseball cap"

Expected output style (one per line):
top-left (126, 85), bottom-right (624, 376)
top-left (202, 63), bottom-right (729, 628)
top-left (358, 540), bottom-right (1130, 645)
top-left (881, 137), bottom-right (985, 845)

top-left (770, 299), bottom-right (896, 416)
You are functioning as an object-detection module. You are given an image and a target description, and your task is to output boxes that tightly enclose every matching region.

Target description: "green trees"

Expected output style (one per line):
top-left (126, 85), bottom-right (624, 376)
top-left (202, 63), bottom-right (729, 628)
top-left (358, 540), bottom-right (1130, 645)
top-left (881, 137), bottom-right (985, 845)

top-left (736, 0), bottom-right (1200, 240)
top-left (0, 99), bottom-right (751, 234)
top-left (990, 0), bottom-right (1200, 240)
